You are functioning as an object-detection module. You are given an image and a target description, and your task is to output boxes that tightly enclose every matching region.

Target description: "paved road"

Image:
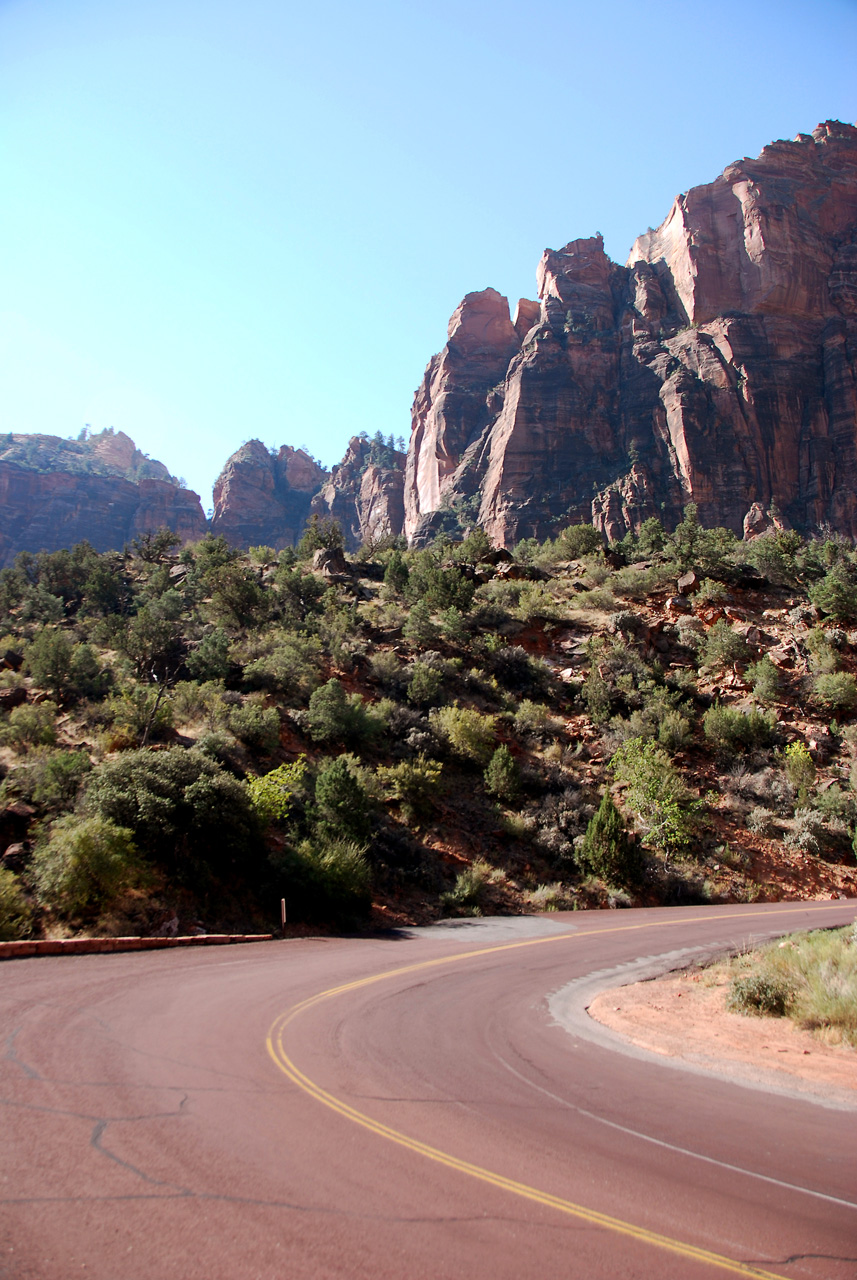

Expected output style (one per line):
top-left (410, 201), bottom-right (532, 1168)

top-left (2, 901), bottom-right (856, 1280)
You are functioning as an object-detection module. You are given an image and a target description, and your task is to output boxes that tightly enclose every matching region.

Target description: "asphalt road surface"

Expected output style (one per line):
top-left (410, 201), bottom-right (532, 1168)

top-left (2, 901), bottom-right (856, 1280)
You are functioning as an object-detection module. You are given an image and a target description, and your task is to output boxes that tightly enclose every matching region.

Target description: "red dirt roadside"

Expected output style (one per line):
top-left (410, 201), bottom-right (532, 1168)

top-left (588, 966), bottom-right (856, 1094)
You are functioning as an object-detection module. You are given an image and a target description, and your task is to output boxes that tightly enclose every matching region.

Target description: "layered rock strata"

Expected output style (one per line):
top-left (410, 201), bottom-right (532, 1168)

top-left (0, 431), bottom-right (206, 566)
top-left (405, 120), bottom-right (857, 546)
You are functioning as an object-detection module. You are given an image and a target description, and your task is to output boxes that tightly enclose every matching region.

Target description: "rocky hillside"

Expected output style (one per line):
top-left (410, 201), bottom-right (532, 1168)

top-left (0, 516), bottom-right (855, 944)
top-left (405, 120), bottom-right (857, 548)
top-left (0, 429), bottom-right (206, 566)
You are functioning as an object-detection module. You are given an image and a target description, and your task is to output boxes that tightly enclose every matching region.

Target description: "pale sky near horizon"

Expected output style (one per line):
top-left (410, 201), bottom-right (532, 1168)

top-left (2, 0), bottom-right (856, 511)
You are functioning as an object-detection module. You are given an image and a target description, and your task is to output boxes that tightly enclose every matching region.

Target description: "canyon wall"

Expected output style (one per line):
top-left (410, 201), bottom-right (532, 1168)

top-left (0, 430), bottom-right (206, 567)
top-left (404, 120), bottom-right (857, 546)
top-left (210, 441), bottom-right (327, 550)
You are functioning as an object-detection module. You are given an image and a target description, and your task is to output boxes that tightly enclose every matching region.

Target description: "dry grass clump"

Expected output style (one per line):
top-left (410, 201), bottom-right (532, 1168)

top-left (726, 925), bottom-right (857, 1046)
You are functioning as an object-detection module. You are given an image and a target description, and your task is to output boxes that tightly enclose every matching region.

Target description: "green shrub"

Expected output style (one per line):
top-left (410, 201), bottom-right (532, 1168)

top-left (692, 578), bottom-right (728, 605)
top-left (727, 971), bottom-right (794, 1017)
top-left (668, 504), bottom-right (738, 577)
top-left (382, 548), bottom-right (409, 596)
top-left (579, 791), bottom-right (641, 886)
top-left (555, 523), bottom-right (603, 558)
top-left (369, 650), bottom-right (405, 691)
top-left (745, 656), bottom-right (780, 705)
top-left (809, 568), bottom-right (857, 622)
top-left (185, 628), bottom-right (232, 682)
top-left (0, 702), bottom-right (58, 750)
top-left (315, 755), bottom-right (371, 842)
top-left (489, 645), bottom-right (549, 696)
top-left (430, 705), bottom-right (496, 765)
top-left (743, 528), bottom-right (804, 587)
top-left (32, 815), bottom-right (143, 917)
top-left (439, 606), bottom-right (469, 644)
top-left (582, 669), bottom-right (616, 724)
top-left (407, 661), bottom-right (444, 708)
top-left (376, 755), bottom-right (443, 816)
top-left (700, 621), bottom-right (750, 670)
top-left (84, 747), bottom-right (261, 881)
top-left (104, 686), bottom-right (174, 743)
top-left (657, 709), bottom-right (693, 753)
top-left (402, 599), bottom-right (438, 646)
top-left (0, 867), bottom-right (32, 939)
top-left (783, 741), bottom-right (816, 804)
top-left (226, 701), bottom-right (280, 753)
top-left (171, 679), bottom-right (228, 727)
top-left (703, 704), bottom-right (778, 753)
top-left (514, 700), bottom-right (553, 736)
top-left (270, 837), bottom-right (371, 924)
top-left (610, 737), bottom-right (702, 854)
top-left (407, 552), bottom-right (476, 612)
top-left (296, 514), bottom-right (345, 560)
top-left (26, 629), bottom-right (110, 701)
top-left (812, 672), bottom-right (857, 716)
top-left (207, 562), bottom-right (268, 627)
top-left (440, 857), bottom-right (492, 915)
top-left (247, 758), bottom-right (308, 826)
top-left (307, 679), bottom-right (378, 744)
top-left (4, 748), bottom-right (92, 813)
top-left (484, 745), bottom-right (521, 803)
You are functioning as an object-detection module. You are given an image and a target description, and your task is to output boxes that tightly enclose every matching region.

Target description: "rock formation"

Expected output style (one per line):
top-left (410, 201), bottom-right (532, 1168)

top-left (210, 441), bottom-right (327, 550)
top-left (405, 120), bottom-right (857, 546)
top-left (312, 435), bottom-right (406, 550)
top-left (0, 430), bottom-right (206, 567)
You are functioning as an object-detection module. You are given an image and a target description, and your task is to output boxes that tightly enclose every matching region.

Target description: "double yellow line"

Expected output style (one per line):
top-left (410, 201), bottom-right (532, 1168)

top-left (267, 904), bottom-right (851, 1278)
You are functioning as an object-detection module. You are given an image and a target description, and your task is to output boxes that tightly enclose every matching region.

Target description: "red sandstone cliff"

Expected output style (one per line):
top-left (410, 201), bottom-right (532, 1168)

top-left (405, 120), bottom-right (857, 546)
top-left (312, 435), bottom-right (405, 549)
top-left (0, 430), bottom-right (206, 567)
top-left (210, 441), bottom-right (327, 549)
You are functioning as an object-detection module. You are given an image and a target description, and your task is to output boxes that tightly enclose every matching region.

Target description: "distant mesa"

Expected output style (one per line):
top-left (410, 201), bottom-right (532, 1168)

top-left (5, 120), bottom-right (857, 560)
top-left (0, 428), bottom-right (206, 567)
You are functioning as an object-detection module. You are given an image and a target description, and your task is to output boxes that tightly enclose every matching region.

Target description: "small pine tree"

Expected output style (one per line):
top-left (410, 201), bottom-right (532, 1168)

top-left (484, 745), bottom-right (521, 803)
top-left (579, 791), bottom-right (640, 886)
top-left (315, 756), bottom-right (370, 842)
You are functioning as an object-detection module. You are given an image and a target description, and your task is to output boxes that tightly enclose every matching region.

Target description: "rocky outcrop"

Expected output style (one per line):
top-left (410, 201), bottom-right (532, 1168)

top-left (0, 430), bottom-right (206, 566)
top-left (210, 441), bottom-right (327, 550)
top-left (405, 120), bottom-right (857, 546)
top-left (404, 288), bottom-right (524, 543)
top-left (312, 436), bottom-right (406, 550)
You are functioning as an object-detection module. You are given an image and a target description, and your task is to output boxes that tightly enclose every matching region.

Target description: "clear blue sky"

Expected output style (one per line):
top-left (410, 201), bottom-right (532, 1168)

top-left (2, 0), bottom-right (855, 511)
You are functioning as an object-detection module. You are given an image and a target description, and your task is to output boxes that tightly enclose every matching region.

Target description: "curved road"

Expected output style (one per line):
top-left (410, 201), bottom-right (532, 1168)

top-left (2, 901), bottom-right (856, 1280)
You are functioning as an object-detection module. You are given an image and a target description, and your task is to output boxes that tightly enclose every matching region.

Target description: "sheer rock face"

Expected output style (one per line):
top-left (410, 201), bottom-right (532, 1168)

top-left (0, 432), bottom-right (205, 567)
top-left (311, 437), bottom-right (405, 550)
top-left (405, 120), bottom-right (857, 546)
top-left (210, 441), bottom-right (327, 550)
top-left (403, 287), bottom-right (523, 543)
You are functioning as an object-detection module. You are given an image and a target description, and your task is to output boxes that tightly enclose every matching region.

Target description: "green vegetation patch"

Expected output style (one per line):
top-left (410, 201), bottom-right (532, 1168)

top-left (724, 926), bottom-right (857, 1046)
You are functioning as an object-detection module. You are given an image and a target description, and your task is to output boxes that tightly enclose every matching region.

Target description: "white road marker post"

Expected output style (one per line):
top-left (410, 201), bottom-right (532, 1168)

top-left (280, 898), bottom-right (287, 936)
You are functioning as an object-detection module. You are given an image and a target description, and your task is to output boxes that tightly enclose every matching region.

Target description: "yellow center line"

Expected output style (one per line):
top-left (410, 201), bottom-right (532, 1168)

top-left (266, 902), bottom-right (853, 1279)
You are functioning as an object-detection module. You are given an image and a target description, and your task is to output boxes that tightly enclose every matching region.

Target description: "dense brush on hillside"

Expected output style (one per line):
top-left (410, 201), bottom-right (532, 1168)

top-left (0, 509), bottom-right (855, 941)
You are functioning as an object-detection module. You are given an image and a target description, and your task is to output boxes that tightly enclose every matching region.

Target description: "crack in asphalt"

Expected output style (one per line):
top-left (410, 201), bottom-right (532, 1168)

top-left (0, 1189), bottom-right (524, 1224)
top-left (756, 1256), bottom-right (857, 1267)
top-left (3, 1029), bottom-right (41, 1080)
